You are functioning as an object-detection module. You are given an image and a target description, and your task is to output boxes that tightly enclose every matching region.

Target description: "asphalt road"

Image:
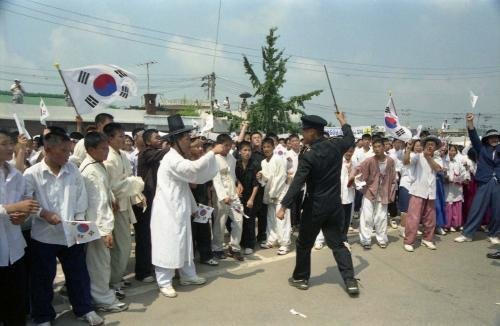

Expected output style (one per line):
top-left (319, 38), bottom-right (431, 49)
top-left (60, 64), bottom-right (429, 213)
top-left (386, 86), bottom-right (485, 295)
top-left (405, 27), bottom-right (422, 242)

top-left (38, 228), bottom-right (499, 325)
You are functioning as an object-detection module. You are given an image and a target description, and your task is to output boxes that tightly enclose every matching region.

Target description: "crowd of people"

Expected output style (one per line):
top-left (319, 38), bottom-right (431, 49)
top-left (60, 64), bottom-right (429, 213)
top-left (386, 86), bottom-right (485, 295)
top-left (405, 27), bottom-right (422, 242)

top-left (0, 110), bottom-right (498, 325)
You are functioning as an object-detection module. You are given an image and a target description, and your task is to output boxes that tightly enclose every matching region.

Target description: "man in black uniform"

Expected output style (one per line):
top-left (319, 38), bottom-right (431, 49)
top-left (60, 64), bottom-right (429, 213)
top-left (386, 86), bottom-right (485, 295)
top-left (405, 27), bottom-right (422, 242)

top-left (277, 112), bottom-right (359, 296)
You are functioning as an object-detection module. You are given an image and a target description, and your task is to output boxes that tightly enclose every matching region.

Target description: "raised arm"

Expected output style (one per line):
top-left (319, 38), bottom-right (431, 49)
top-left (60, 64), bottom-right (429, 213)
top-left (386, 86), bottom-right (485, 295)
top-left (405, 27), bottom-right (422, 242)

top-left (466, 113), bottom-right (482, 154)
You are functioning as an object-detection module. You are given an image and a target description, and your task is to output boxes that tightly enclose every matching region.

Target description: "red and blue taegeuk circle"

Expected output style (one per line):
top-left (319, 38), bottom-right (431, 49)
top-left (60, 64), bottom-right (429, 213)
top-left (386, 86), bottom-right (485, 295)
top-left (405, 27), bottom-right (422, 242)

top-left (93, 74), bottom-right (117, 97)
top-left (385, 116), bottom-right (398, 129)
top-left (77, 224), bottom-right (89, 233)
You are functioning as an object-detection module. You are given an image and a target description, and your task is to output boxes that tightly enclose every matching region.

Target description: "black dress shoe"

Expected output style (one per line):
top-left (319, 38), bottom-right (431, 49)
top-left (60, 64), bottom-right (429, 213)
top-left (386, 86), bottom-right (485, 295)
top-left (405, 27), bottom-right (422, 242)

top-left (288, 277), bottom-right (309, 290)
top-left (227, 247), bottom-right (244, 261)
top-left (486, 251), bottom-right (500, 259)
top-left (345, 278), bottom-right (360, 296)
top-left (213, 251), bottom-right (227, 259)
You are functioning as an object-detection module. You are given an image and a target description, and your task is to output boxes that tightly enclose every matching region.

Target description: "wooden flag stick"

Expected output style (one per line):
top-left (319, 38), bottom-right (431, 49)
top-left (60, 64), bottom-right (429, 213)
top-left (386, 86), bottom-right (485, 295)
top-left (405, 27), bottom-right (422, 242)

top-left (323, 65), bottom-right (339, 113)
top-left (53, 63), bottom-right (80, 116)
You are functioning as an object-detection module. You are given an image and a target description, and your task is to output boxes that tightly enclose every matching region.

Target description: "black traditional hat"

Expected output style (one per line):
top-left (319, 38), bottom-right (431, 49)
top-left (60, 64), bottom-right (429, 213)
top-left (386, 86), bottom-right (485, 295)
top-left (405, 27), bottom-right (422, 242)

top-left (481, 129), bottom-right (499, 145)
top-left (163, 114), bottom-right (195, 139)
top-left (300, 115), bottom-right (327, 131)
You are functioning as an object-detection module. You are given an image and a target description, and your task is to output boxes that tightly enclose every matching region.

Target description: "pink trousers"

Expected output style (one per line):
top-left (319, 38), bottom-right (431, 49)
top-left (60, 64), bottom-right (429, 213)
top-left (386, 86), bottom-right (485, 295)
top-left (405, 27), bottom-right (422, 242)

top-left (404, 195), bottom-right (436, 245)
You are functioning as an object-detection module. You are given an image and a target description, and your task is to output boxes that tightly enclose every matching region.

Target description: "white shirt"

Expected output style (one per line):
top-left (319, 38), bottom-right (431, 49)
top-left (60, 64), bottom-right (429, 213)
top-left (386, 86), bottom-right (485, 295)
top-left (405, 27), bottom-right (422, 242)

top-left (353, 147), bottom-right (374, 166)
top-left (260, 155), bottom-right (288, 204)
top-left (285, 149), bottom-right (300, 176)
top-left (0, 163), bottom-right (27, 266)
top-left (341, 157), bottom-right (355, 204)
top-left (70, 138), bottom-right (87, 167)
top-left (399, 152), bottom-right (415, 190)
top-left (24, 160), bottom-right (88, 246)
top-left (444, 158), bottom-right (467, 203)
top-left (408, 153), bottom-right (442, 200)
top-left (213, 154), bottom-right (237, 201)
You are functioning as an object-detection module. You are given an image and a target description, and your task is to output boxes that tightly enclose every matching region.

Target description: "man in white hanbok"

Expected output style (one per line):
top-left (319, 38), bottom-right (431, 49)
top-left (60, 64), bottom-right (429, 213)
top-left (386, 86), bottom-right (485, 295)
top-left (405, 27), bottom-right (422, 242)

top-left (151, 115), bottom-right (224, 298)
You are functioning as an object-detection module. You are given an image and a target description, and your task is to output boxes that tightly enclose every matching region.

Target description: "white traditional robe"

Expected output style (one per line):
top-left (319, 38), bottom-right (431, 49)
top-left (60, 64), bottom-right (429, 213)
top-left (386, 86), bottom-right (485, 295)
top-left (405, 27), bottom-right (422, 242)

top-left (151, 148), bottom-right (218, 269)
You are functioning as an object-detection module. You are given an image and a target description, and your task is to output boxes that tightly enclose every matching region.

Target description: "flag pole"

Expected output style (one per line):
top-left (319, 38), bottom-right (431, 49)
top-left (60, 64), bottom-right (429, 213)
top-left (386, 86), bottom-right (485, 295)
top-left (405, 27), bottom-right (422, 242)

top-left (53, 63), bottom-right (81, 117)
top-left (323, 65), bottom-right (339, 113)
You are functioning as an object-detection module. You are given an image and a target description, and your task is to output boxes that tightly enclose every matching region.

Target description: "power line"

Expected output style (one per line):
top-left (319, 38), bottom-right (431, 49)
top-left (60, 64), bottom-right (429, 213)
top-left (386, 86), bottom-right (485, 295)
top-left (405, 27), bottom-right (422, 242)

top-left (8, 1), bottom-right (500, 76)
top-left (5, 7), bottom-right (500, 80)
top-left (212, 0), bottom-right (222, 72)
top-left (19, 0), bottom-right (500, 73)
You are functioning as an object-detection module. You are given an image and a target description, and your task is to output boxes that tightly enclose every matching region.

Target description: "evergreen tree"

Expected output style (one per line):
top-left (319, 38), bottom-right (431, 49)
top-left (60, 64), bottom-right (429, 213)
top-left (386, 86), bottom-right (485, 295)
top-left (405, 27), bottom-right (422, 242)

top-left (243, 27), bottom-right (322, 133)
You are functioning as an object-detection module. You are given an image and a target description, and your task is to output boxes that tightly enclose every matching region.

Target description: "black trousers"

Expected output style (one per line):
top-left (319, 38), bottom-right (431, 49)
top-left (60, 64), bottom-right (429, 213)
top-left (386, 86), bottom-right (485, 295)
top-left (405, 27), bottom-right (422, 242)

top-left (0, 255), bottom-right (27, 326)
top-left (290, 190), bottom-right (304, 227)
top-left (192, 219), bottom-right (213, 262)
top-left (240, 199), bottom-right (256, 249)
top-left (342, 203), bottom-right (353, 236)
top-left (354, 190), bottom-right (363, 212)
top-left (293, 201), bottom-right (355, 283)
top-left (133, 205), bottom-right (153, 280)
top-left (30, 240), bottom-right (92, 323)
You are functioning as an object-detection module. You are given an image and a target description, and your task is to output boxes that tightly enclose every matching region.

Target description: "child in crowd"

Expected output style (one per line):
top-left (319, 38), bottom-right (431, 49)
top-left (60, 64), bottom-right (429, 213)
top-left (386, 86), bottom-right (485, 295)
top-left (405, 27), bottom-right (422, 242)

top-left (235, 141), bottom-right (260, 255)
top-left (357, 139), bottom-right (397, 249)
top-left (0, 129), bottom-right (40, 326)
top-left (81, 132), bottom-right (128, 313)
top-left (258, 137), bottom-right (291, 255)
top-left (212, 134), bottom-right (244, 261)
top-left (190, 137), bottom-right (218, 266)
top-left (24, 131), bottom-right (104, 325)
top-left (444, 145), bottom-right (467, 232)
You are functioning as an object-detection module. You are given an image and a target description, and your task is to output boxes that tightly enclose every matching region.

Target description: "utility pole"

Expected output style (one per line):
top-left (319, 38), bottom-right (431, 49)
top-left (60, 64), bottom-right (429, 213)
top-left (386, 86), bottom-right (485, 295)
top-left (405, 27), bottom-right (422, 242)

top-left (137, 60), bottom-right (158, 94)
top-left (201, 72), bottom-right (216, 109)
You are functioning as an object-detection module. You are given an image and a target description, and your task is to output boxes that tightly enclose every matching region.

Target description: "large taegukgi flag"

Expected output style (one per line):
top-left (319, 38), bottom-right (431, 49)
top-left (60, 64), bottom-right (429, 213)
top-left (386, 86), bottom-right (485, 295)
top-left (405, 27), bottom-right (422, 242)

top-left (60, 64), bottom-right (137, 115)
top-left (384, 95), bottom-right (412, 142)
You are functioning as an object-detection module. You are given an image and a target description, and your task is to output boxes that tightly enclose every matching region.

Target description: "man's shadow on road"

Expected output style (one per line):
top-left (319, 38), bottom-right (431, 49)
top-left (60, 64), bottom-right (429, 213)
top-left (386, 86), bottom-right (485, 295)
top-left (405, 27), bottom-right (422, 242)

top-left (308, 254), bottom-right (369, 289)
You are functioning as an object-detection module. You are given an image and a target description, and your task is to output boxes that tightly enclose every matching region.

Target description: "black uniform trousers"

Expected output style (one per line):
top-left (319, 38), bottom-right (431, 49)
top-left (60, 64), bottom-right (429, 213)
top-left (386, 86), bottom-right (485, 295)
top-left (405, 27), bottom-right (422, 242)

top-left (240, 196), bottom-right (256, 249)
top-left (0, 256), bottom-right (27, 326)
top-left (290, 190), bottom-right (304, 227)
top-left (293, 200), bottom-right (355, 282)
top-left (192, 219), bottom-right (214, 262)
top-left (133, 205), bottom-right (153, 280)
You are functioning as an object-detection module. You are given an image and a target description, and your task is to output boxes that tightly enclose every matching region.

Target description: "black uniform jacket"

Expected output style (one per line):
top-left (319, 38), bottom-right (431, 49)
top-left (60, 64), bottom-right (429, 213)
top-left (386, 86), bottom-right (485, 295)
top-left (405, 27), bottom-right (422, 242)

top-left (281, 124), bottom-right (355, 217)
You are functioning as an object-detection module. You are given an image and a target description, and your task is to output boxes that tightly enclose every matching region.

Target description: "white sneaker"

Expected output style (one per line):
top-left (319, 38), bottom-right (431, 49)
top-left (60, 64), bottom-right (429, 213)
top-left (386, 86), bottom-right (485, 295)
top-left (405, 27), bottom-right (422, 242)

top-left (314, 243), bottom-right (324, 250)
top-left (277, 246), bottom-right (289, 255)
top-left (449, 227), bottom-right (456, 232)
top-left (436, 227), bottom-right (446, 235)
top-left (180, 276), bottom-right (206, 286)
top-left (404, 244), bottom-right (414, 252)
top-left (78, 311), bottom-right (104, 326)
top-left (159, 285), bottom-right (177, 298)
top-left (417, 230), bottom-right (422, 236)
top-left (488, 236), bottom-right (500, 245)
top-left (390, 219), bottom-right (398, 229)
top-left (141, 276), bottom-right (155, 283)
top-left (454, 235), bottom-right (472, 243)
top-left (421, 240), bottom-right (437, 250)
top-left (243, 248), bottom-right (254, 255)
top-left (95, 301), bottom-right (129, 313)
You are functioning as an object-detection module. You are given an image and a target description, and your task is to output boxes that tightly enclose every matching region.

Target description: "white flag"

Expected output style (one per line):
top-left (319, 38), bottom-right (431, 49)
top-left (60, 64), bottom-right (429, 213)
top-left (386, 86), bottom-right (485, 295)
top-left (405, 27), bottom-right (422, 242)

top-left (63, 220), bottom-right (101, 244)
top-left (384, 95), bottom-right (412, 142)
top-left (60, 64), bottom-right (137, 115)
top-left (13, 113), bottom-right (31, 139)
top-left (469, 91), bottom-right (478, 109)
top-left (201, 114), bottom-right (214, 133)
top-left (40, 98), bottom-right (50, 125)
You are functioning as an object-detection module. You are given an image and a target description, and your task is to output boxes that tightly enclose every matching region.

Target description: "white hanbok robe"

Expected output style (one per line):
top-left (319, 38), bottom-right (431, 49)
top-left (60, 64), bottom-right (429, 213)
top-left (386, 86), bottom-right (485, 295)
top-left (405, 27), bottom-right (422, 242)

top-left (151, 148), bottom-right (218, 269)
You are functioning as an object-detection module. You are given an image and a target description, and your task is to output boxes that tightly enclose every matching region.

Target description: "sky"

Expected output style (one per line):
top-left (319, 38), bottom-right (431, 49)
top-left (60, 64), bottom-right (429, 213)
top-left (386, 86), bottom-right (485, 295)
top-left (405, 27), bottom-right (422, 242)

top-left (1, 0), bottom-right (500, 128)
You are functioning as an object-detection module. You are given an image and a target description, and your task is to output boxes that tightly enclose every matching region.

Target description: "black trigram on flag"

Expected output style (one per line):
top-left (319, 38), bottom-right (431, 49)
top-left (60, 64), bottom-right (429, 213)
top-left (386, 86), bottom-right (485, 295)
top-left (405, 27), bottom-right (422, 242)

top-left (395, 128), bottom-right (406, 137)
top-left (384, 107), bottom-right (390, 113)
top-left (85, 95), bottom-right (99, 108)
top-left (119, 86), bottom-right (129, 98)
top-left (114, 69), bottom-right (128, 78)
top-left (77, 71), bottom-right (90, 84)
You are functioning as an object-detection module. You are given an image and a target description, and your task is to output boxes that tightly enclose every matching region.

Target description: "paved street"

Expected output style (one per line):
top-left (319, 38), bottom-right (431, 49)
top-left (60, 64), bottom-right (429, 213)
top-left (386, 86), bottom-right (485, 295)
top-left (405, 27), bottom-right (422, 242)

top-left (45, 228), bottom-right (499, 325)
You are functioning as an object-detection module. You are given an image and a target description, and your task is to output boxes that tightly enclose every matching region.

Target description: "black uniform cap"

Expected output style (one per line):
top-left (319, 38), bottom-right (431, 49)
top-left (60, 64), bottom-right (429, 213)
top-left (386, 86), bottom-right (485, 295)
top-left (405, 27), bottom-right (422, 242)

top-left (300, 115), bottom-right (327, 131)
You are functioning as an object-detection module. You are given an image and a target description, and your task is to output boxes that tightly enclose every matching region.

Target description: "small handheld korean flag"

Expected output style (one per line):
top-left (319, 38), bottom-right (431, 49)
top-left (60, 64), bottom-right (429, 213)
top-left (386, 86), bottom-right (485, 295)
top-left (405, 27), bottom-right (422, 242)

top-left (40, 98), bottom-right (50, 126)
top-left (469, 91), bottom-right (478, 109)
top-left (194, 204), bottom-right (214, 224)
top-left (384, 95), bottom-right (412, 142)
top-left (13, 113), bottom-right (31, 139)
top-left (64, 220), bottom-right (101, 244)
top-left (59, 64), bottom-right (137, 115)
